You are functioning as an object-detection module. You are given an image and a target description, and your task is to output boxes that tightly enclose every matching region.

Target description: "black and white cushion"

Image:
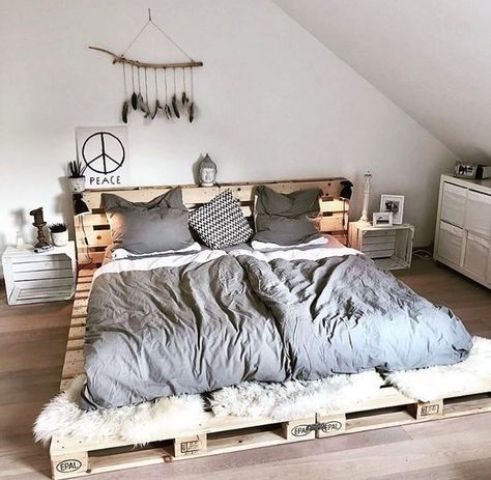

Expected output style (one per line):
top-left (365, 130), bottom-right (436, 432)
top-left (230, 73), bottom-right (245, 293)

top-left (189, 190), bottom-right (253, 249)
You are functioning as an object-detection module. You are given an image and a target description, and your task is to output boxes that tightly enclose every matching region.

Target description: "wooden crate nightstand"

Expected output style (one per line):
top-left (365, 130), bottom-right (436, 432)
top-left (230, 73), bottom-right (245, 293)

top-left (348, 222), bottom-right (415, 270)
top-left (1, 242), bottom-right (76, 305)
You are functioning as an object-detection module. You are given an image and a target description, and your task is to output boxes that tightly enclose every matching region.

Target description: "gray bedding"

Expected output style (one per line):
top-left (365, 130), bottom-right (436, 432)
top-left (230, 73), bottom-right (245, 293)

top-left (80, 250), bottom-right (472, 410)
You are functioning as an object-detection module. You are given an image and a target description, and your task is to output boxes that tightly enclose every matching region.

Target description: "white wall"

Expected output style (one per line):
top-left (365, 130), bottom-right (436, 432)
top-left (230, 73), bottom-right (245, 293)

top-left (0, 0), bottom-right (457, 259)
top-left (275, 0), bottom-right (491, 161)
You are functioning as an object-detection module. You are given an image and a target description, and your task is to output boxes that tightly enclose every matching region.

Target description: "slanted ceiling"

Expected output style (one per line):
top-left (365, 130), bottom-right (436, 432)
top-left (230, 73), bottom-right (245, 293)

top-left (274, 0), bottom-right (491, 161)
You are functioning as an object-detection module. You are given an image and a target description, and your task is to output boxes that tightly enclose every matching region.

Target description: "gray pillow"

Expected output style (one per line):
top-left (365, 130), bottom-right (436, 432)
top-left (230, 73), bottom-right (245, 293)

top-left (253, 186), bottom-right (322, 245)
top-left (102, 188), bottom-right (194, 255)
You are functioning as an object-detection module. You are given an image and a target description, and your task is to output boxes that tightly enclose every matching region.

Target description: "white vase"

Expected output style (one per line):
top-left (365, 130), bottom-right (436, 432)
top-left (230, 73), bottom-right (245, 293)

top-left (51, 230), bottom-right (68, 247)
top-left (69, 176), bottom-right (86, 193)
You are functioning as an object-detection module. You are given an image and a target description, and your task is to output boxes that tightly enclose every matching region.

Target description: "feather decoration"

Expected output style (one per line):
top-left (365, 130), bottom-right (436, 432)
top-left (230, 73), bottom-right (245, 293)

top-left (171, 94), bottom-right (180, 118)
top-left (122, 100), bottom-right (129, 124)
top-left (164, 104), bottom-right (172, 119)
top-left (188, 102), bottom-right (195, 123)
top-left (131, 92), bottom-right (138, 110)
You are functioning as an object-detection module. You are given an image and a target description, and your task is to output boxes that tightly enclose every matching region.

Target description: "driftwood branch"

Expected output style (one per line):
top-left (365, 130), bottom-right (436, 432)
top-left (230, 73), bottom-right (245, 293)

top-left (88, 46), bottom-right (203, 69)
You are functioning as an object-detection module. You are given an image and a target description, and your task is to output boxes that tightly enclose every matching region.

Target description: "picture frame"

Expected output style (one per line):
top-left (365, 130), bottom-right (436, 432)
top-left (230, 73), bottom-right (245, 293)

top-left (380, 194), bottom-right (405, 224)
top-left (372, 211), bottom-right (393, 227)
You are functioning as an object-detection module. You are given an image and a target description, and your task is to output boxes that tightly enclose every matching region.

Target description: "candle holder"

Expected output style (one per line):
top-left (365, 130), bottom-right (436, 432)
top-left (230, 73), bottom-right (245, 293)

top-left (29, 207), bottom-right (51, 250)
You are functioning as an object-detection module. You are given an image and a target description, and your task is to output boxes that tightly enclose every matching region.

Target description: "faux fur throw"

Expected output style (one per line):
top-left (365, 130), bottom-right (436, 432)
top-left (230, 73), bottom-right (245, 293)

top-left (210, 371), bottom-right (383, 419)
top-left (33, 376), bottom-right (205, 446)
top-left (386, 336), bottom-right (491, 402)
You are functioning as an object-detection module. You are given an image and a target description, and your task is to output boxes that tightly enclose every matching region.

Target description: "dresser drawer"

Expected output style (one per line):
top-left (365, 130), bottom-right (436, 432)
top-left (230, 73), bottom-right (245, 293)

top-left (436, 221), bottom-right (464, 266)
top-left (440, 182), bottom-right (467, 227)
top-left (463, 232), bottom-right (490, 280)
top-left (465, 190), bottom-right (491, 238)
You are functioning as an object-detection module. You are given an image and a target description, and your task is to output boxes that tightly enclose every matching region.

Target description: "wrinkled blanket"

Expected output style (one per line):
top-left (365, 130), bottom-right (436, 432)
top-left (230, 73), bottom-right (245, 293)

top-left (80, 248), bottom-right (472, 410)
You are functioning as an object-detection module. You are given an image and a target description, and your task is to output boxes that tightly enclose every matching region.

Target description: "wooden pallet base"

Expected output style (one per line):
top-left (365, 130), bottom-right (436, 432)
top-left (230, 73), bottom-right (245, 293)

top-left (50, 268), bottom-right (491, 479)
top-left (50, 389), bottom-right (491, 479)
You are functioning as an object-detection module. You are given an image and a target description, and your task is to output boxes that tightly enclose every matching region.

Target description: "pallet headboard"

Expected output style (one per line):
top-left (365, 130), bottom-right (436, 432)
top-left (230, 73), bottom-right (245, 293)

top-left (74, 177), bottom-right (350, 266)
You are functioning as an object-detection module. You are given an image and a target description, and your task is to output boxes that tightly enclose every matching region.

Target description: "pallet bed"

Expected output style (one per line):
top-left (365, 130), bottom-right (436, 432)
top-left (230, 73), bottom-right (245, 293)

top-left (50, 179), bottom-right (491, 479)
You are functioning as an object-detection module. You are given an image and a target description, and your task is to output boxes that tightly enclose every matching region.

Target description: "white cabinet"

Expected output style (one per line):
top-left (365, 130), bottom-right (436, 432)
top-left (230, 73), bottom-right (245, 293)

top-left (434, 174), bottom-right (491, 289)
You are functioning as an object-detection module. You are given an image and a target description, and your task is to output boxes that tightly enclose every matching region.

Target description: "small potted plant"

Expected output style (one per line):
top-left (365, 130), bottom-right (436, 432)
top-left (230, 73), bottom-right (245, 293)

top-left (49, 223), bottom-right (68, 247)
top-left (68, 160), bottom-right (87, 193)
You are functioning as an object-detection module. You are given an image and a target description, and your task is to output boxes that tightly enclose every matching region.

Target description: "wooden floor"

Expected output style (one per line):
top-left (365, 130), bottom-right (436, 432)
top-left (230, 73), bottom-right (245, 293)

top-left (1, 258), bottom-right (490, 480)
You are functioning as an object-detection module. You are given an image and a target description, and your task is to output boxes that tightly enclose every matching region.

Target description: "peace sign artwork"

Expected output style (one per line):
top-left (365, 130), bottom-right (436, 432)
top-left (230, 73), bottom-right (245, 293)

top-left (76, 126), bottom-right (129, 189)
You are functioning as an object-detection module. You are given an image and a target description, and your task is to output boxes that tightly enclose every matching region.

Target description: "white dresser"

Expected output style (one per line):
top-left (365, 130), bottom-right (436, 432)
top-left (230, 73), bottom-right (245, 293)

top-left (434, 174), bottom-right (491, 288)
top-left (1, 242), bottom-right (76, 305)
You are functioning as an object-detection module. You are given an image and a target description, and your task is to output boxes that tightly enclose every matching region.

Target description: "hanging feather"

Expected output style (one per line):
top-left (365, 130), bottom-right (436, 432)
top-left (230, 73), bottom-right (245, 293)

top-left (164, 104), bottom-right (172, 119)
top-left (151, 99), bottom-right (161, 119)
top-left (181, 91), bottom-right (189, 106)
top-left (188, 102), bottom-right (195, 123)
top-left (172, 94), bottom-right (180, 118)
top-left (131, 92), bottom-right (138, 110)
top-left (122, 100), bottom-right (129, 124)
top-left (130, 65), bottom-right (138, 110)
top-left (138, 94), bottom-right (146, 112)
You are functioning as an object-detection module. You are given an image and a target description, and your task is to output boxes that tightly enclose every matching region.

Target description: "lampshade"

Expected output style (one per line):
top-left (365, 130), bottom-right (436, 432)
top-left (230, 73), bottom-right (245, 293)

top-left (73, 193), bottom-right (89, 216)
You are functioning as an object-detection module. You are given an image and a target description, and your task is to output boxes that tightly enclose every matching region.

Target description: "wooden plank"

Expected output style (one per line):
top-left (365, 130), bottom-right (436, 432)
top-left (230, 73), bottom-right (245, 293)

top-left (78, 269), bottom-right (96, 278)
top-left (12, 259), bottom-right (72, 272)
top-left (76, 283), bottom-right (91, 292)
top-left (14, 268), bottom-right (74, 281)
top-left (68, 327), bottom-right (86, 340)
top-left (62, 360), bottom-right (84, 379)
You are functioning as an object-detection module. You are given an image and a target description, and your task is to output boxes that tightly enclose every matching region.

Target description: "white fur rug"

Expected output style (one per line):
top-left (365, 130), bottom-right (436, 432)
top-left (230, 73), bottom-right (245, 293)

top-left (385, 336), bottom-right (491, 402)
top-left (33, 375), bottom-right (205, 446)
top-left (210, 371), bottom-right (384, 420)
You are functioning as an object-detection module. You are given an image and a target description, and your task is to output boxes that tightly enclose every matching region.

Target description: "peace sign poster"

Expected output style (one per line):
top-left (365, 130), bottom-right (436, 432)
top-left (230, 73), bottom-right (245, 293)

top-left (76, 126), bottom-right (129, 189)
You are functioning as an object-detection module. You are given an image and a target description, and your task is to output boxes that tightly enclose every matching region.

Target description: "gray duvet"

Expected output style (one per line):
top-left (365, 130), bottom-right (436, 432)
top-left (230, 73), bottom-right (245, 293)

top-left (80, 252), bottom-right (472, 410)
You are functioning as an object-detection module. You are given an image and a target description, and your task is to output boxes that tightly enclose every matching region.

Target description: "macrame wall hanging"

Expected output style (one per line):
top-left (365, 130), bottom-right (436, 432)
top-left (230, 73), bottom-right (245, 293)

top-left (89, 9), bottom-right (203, 124)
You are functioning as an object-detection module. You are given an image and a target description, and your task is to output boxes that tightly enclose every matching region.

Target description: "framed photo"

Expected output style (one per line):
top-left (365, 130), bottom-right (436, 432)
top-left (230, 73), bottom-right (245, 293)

top-left (373, 211), bottom-right (393, 227)
top-left (380, 194), bottom-right (405, 224)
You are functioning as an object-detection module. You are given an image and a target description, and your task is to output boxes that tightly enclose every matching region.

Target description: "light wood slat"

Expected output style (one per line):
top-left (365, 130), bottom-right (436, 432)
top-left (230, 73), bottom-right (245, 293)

top-left (64, 349), bottom-right (84, 364)
top-left (74, 298), bottom-right (88, 309)
top-left (72, 306), bottom-right (88, 317)
top-left (62, 360), bottom-right (84, 378)
top-left (75, 228), bottom-right (112, 248)
top-left (70, 317), bottom-right (86, 328)
top-left (78, 269), bottom-right (96, 278)
top-left (11, 258), bottom-right (72, 272)
top-left (68, 326), bottom-right (86, 340)
top-left (67, 339), bottom-right (84, 350)
top-left (76, 283), bottom-right (91, 292)
top-left (320, 215), bottom-right (345, 232)
top-left (74, 292), bottom-right (89, 301)
top-left (320, 199), bottom-right (348, 213)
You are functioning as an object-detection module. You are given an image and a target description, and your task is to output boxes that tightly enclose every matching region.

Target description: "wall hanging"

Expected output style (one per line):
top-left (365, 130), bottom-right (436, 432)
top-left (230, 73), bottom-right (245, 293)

top-left (76, 126), bottom-right (128, 189)
top-left (89, 9), bottom-right (203, 124)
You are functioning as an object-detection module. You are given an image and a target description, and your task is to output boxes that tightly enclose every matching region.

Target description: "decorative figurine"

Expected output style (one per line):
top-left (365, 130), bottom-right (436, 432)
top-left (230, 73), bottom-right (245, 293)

top-left (198, 154), bottom-right (217, 187)
top-left (29, 207), bottom-right (52, 251)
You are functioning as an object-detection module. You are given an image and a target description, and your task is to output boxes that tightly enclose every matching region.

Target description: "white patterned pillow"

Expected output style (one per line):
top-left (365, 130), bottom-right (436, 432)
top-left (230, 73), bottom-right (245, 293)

top-left (189, 190), bottom-right (253, 249)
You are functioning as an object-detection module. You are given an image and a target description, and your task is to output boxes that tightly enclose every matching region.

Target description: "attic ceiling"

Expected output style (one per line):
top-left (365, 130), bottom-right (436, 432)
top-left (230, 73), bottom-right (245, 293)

top-left (274, 0), bottom-right (491, 162)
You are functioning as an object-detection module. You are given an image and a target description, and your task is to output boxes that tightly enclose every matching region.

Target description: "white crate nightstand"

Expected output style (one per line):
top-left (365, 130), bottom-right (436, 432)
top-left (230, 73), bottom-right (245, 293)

top-left (1, 242), bottom-right (76, 305)
top-left (348, 222), bottom-right (415, 270)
